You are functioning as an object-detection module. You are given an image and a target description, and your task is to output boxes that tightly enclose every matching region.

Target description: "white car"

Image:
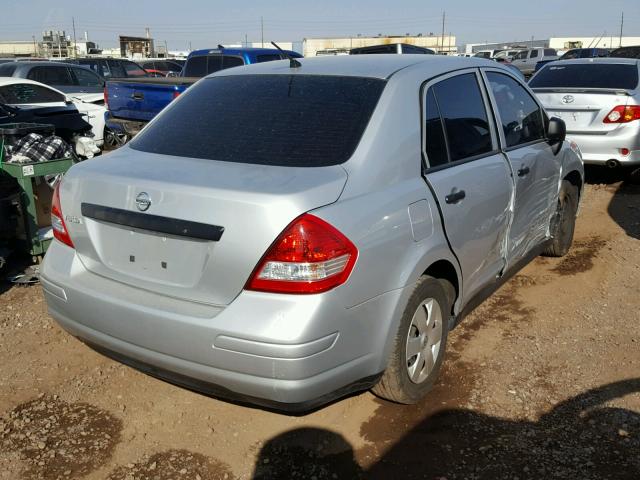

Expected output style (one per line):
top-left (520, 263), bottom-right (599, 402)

top-left (0, 77), bottom-right (105, 146)
top-left (511, 48), bottom-right (559, 75)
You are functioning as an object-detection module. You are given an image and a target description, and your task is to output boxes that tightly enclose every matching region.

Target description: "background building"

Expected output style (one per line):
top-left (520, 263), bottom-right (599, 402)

top-left (41, 30), bottom-right (71, 58)
top-left (0, 41), bottom-right (39, 58)
top-left (303, 34), bottom-right (456, 57)
top-left (549, 36), bottom-right (640, 50)
top-left (119, 29), bottom-right (155, 59)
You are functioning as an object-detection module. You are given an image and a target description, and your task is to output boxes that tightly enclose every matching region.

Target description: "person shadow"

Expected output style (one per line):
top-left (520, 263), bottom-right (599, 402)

top-left (252, 378), bottom-right (640, 479)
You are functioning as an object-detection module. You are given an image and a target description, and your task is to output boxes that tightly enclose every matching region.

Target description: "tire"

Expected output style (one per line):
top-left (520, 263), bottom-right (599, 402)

top-left (372, 276), bottom-right (453, 404)
top-left (543, 180), bottom-right (578, 257)
top-left (103, 127), bottom-right (129, 150)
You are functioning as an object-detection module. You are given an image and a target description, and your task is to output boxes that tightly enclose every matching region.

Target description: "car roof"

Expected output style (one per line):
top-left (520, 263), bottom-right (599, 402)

top-left (546, 57), bottom-right (639, 65)
top-left (0, 76), bottom-right (67, 95)
top-left (189, 47), bottom-right (299, 57)
top-left (5, 61), bottom-right (83, 68)
top-left (213, 54), bottom-right (495, 80)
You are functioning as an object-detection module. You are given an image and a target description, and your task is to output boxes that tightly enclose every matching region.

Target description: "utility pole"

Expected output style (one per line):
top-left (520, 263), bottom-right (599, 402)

top-left (619, 11), bottom-right (624, 48)
top-left (32, 35), bottom-right (37, 57)
top-left (188, 41), bottom-right (192, 52)
top-left (245, 34), bottom-right (248, 48)
top-left (72, 17), bottom-right (78, 58)
top-left (440, 11), bottom-right (445, 53)
top-left (261, 16), bottom-right (264, 48)
top-left (164, 39), bottom-right (168, 57)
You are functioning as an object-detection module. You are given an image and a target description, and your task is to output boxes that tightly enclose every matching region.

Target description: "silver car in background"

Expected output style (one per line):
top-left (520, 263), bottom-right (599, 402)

top-left (530, 58), bottom-right (640, 168)
top-left (41, 55), bottom-right (584, 411)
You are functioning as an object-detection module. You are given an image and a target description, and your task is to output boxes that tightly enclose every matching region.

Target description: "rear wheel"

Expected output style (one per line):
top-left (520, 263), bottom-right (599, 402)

top-left (372, 276), bottom-right (453, 404)
top-left (543, 180), bottom-right (578, 257)
top-left (103, 127), bottom-right (129, 150)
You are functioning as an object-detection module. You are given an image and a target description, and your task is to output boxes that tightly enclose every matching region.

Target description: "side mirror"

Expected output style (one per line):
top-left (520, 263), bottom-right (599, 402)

top-left (547, 117), bottom-right (566, 155)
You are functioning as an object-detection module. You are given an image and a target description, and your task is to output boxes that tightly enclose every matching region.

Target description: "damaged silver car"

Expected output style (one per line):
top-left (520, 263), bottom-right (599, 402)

top-left (41, 55), bottom-right (584, 411)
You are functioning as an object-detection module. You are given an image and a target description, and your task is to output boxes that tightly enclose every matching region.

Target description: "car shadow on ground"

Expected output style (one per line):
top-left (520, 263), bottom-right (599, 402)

top-left (252, 379), bottom-right (640, 479)
top-left (608, 180), bottom-right (640, 241)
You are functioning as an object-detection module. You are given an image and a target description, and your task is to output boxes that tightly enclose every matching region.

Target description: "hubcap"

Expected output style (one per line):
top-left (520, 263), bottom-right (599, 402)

top-left (405, 298), bottom-right (443, 384)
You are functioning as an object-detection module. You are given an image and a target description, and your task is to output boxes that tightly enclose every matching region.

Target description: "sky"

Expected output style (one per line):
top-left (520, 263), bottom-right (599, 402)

top-left (2, 0), bottom-right (639, 51)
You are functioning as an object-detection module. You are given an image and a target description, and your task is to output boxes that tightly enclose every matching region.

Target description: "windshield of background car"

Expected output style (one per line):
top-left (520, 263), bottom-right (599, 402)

top-left (130, 74), bottom-right (386, 167)
top-left (530, 63), bottom-right (639, 90)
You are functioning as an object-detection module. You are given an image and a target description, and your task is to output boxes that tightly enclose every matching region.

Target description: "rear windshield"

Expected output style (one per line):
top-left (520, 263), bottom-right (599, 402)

top-left (183, 55), bottom-right (245, 77)
top-left (130, 75), bottom-right (386, 167)
top-left (530, 64), bottom-right (639, 90)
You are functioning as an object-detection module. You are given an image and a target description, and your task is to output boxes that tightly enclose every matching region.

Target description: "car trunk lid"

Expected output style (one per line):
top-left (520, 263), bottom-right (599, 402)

top-left (61, 147), bottom-right (348, 306)
top-left (534, 88), bottom-right (632, 134)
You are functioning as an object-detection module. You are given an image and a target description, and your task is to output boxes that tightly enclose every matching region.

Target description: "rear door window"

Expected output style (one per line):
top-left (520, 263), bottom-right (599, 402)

top-left (122, 61), bottom-right (147, 77)
top-left (72, 67), bottom-right (103, 87)
top-left (0, 64), bottom-right (17, 76)
top-left (486, 72), bottom-right (545, 148)
top-left (529, 63), bottom-right (639, 90)
top-left (107, 60), bottom-right (126, 78)
top-left (130, 74), bottom-right (386, 167)
top-left (544, 49), bottom-right (556, 56)
top-left (27, 66), bottom-right (74, 85)
top-left (0, 83), bottom-right (65, 104)
top-left (430, 73), bottom-right (493, 161)
top-left (423, 89), bottom-right (449, 167)
top-left (530, 50), bottom-right (539, 59)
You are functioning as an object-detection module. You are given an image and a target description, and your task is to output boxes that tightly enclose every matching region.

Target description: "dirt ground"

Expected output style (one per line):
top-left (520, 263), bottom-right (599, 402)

top-left (1, 167), bottom-right (639, 480)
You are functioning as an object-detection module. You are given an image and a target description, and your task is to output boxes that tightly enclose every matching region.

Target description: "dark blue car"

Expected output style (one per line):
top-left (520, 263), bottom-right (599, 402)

top-left (534, 47), bottom-right (610, 74)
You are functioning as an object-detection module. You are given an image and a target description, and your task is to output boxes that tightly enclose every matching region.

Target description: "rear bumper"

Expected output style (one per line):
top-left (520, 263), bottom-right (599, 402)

top-left (568, 126), bottom-right (640, 166)
top-left (41, 241), bottom-right (404, 410)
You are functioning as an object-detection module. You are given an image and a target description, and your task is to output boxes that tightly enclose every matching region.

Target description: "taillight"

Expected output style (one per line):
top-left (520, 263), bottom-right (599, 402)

top-left (103, 86), bottom-right (108, 108)
top-left (172, 90), bottom-right (180, 100)
top-left (604, 105), bottom-right (640, 123)
top-left (51, 182), bottom-right (74, 248)
top-left (245, 214), bottom-right (357, 294)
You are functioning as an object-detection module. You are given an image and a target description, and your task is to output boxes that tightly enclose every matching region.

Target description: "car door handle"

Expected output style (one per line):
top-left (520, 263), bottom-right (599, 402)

top-left (131, 92), bottom-right (144, 100)
top-left (517, 166), bottom-right (530, 177)
top-left (445, 189), bottom-right (466, 204)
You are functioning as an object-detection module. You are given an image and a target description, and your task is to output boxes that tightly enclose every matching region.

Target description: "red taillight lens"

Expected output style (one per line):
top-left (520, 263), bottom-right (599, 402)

top-left (51, 182), bottom-right (74, 248)
top-left (172, 90), bottom-right (180, 100)
top-left (604, 105), bottom-right (640, 124)
top-left (103, 86), bottom-right (108, 108)
top-left (245, 214), bottom-right (358, 294)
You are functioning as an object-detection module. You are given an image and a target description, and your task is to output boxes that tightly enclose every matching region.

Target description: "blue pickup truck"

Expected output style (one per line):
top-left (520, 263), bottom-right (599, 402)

top-left (105, 47), bottom-right (302, 143)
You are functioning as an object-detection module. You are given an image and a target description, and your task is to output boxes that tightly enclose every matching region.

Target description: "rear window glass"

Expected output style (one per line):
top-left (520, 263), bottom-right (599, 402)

top-left (0, 83), bottom-right (65, 104)
top-left (530, 64), bottom-right (639, 90)
top-left (256, 54), bottom-right (282, 63)
top-left (130, 75), bottom-right (386, 167)
top-left (183, 55), bottom-right (245, 77)
top-left (432, 73), bottom-right (492, 161)
top-left (0, 64), bottom-right (17, 76)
